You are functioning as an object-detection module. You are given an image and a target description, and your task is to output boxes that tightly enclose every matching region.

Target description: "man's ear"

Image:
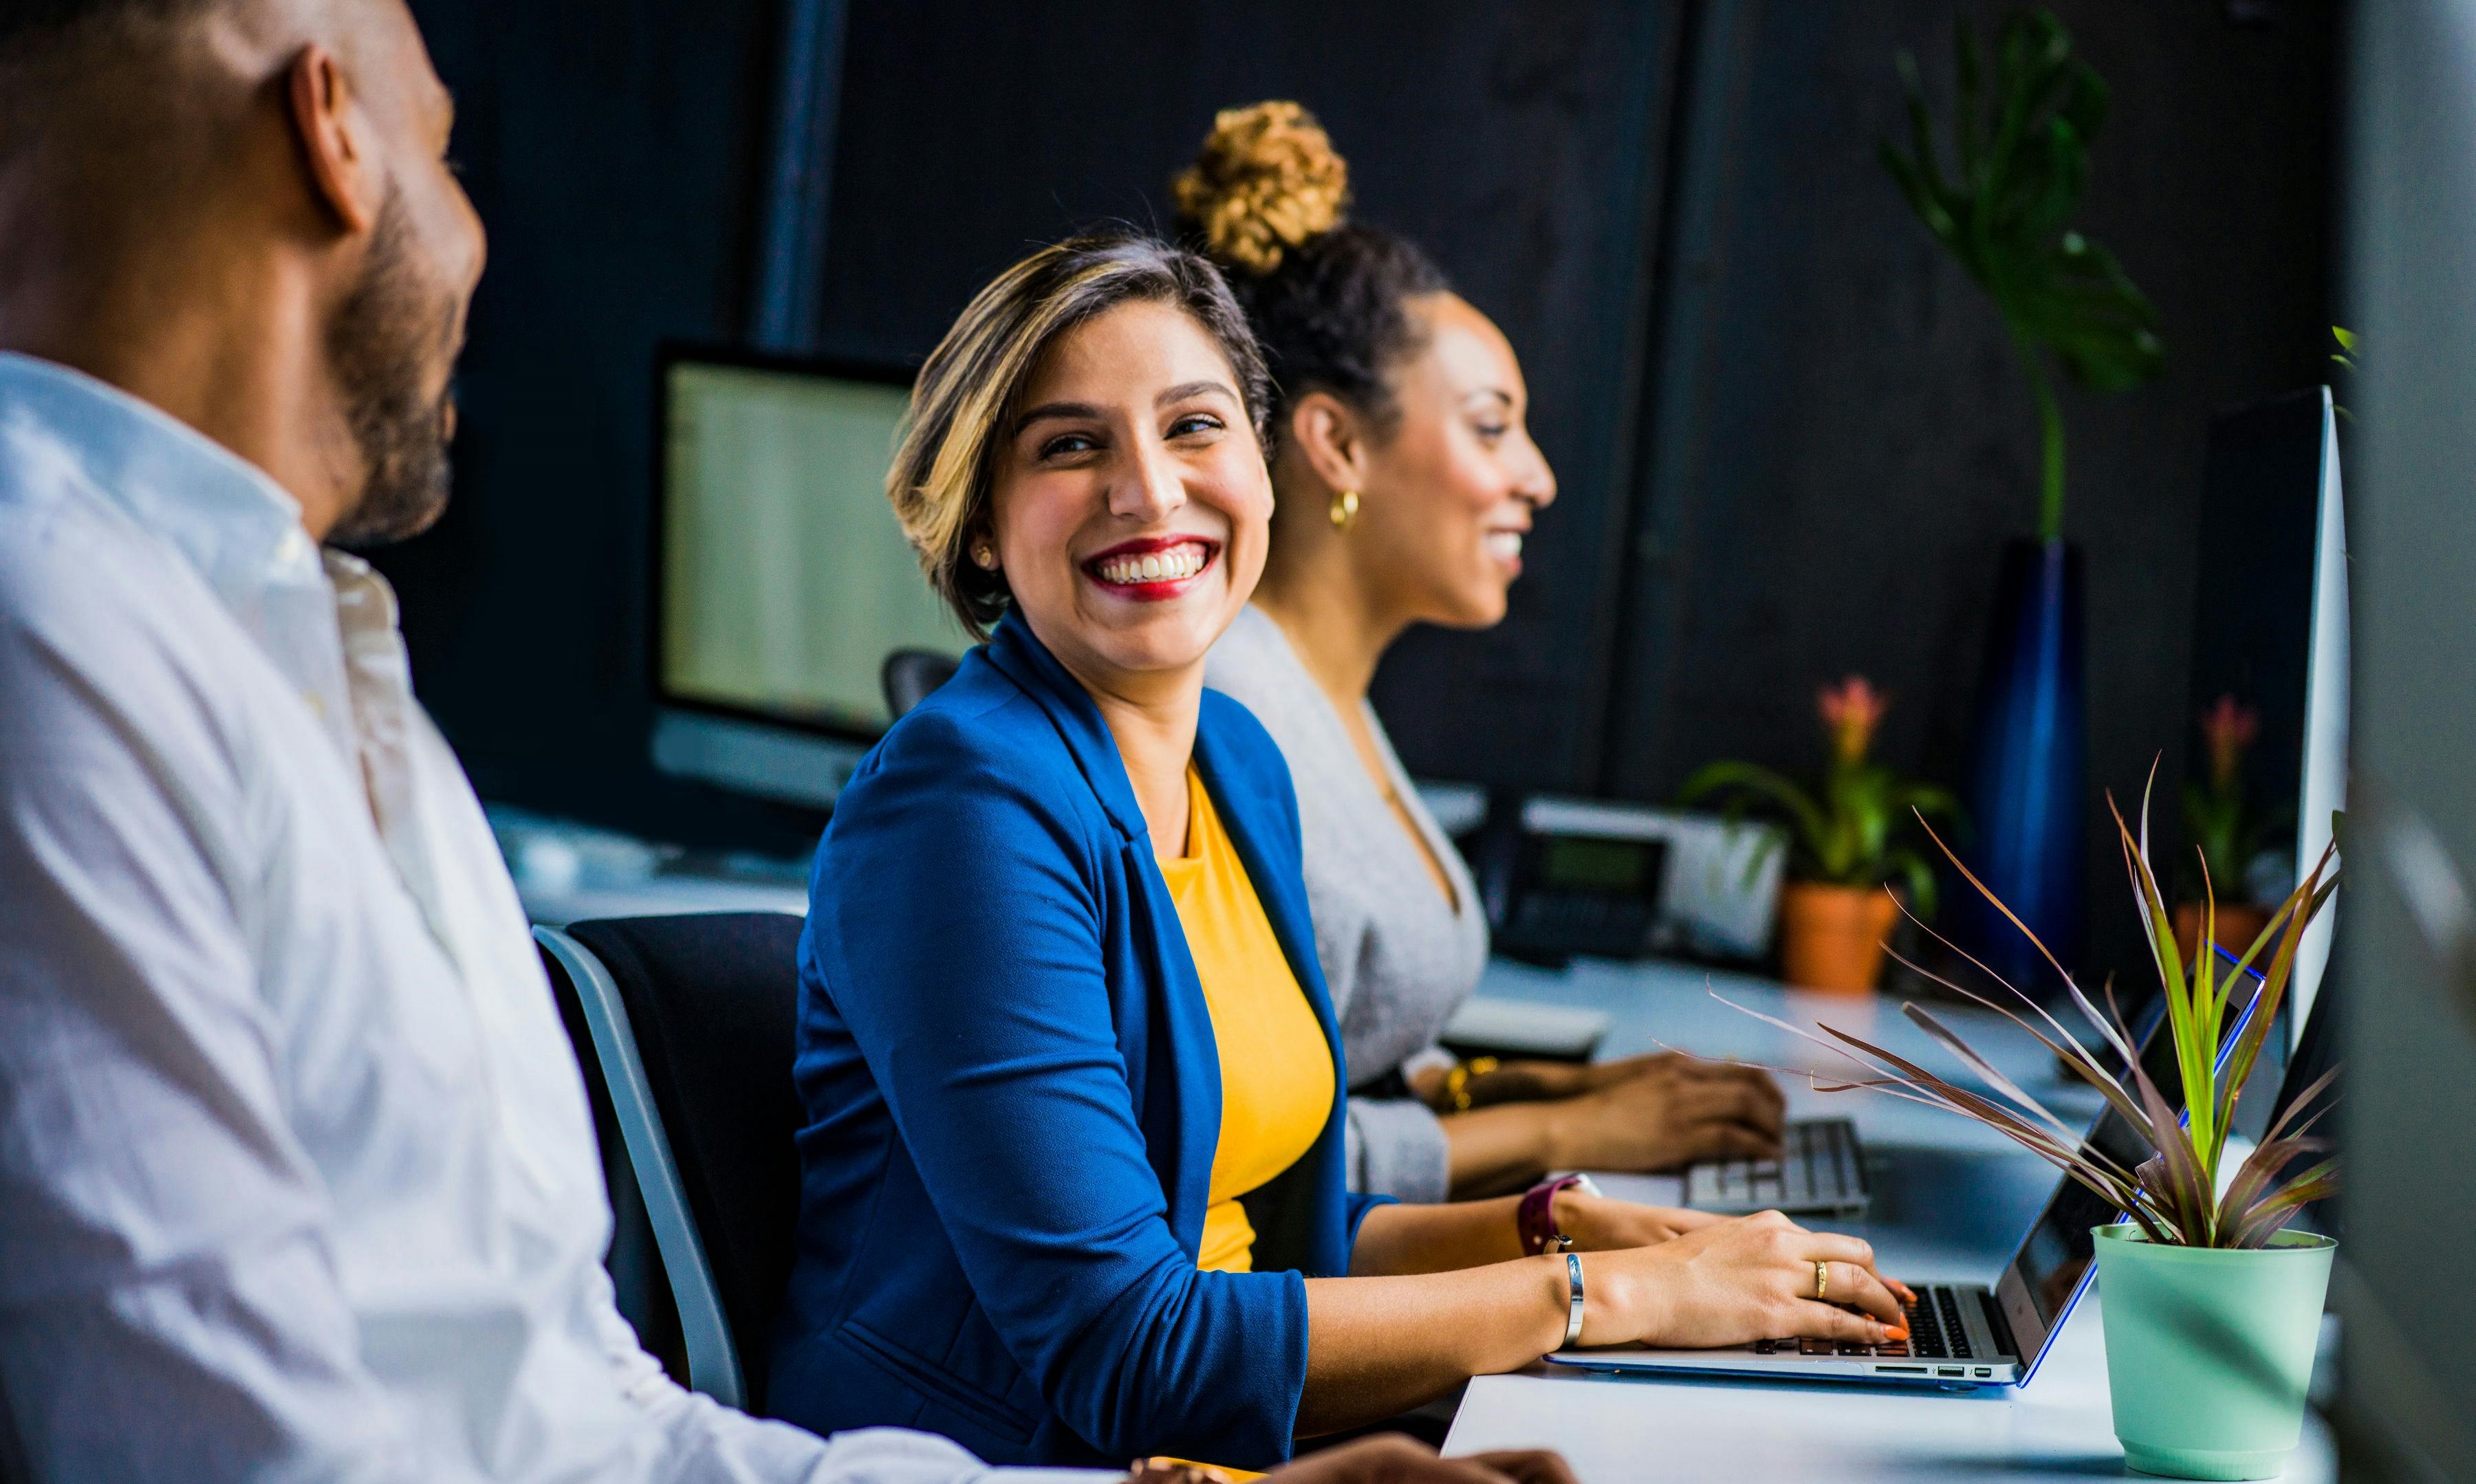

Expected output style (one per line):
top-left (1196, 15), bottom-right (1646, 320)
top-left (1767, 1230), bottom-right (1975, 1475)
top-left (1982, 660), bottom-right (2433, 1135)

top-left (1287, 391), bottom-right (1369, 499)
top-left (285, 44), bottom-right (381, 236)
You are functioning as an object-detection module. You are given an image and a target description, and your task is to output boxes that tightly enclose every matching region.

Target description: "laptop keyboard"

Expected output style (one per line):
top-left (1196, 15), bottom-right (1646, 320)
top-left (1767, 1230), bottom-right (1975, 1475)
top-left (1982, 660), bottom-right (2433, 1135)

top-left (1686, 1117), bottom-right (1866, 1214)
top-left (1750, 1286), bottom-right (1974, 1360)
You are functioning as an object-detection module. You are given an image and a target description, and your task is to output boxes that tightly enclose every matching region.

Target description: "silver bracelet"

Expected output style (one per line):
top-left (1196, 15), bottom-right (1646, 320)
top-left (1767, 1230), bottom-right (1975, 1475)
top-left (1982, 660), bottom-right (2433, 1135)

top-left (1558, 1242), bottom-right (1586, 1350)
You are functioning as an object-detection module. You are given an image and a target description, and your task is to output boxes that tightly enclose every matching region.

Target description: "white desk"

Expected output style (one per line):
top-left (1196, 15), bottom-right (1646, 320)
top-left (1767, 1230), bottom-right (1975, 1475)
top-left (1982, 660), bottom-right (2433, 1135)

top-left (1443, 956), bottom-right (2336, 1483)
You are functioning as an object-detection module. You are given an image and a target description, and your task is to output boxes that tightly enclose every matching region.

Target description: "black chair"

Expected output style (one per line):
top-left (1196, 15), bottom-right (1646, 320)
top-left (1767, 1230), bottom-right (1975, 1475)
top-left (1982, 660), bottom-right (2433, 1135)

top-left (880, 647), bottom-right (960, 721)
top-left (535, 913), bottom-right (807, 1412)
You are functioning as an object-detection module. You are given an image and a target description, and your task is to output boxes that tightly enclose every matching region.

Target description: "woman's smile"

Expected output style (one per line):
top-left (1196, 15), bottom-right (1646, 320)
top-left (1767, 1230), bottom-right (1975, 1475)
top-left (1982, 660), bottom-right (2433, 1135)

top-left (1084, 534), bottom-right (1222, 601)
top-left (1481, 524), bottom-right (1525, 575)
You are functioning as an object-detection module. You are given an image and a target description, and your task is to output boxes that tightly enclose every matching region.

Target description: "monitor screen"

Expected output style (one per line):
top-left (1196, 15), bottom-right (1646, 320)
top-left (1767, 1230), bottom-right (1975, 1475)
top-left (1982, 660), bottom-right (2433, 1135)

top-left (658, 351), bottom-right (964, 737)
top-left (2180, 388), bottom-right (2347, 1021)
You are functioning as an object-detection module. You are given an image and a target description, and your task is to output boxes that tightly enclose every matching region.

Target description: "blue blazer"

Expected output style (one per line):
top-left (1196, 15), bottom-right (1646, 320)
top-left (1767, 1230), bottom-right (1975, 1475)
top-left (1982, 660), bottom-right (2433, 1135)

top-left (767, 613), bottom-right (1386, 1469)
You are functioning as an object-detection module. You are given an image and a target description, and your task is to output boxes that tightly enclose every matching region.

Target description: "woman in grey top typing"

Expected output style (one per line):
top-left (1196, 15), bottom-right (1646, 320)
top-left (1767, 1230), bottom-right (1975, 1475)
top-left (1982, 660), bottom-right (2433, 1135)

top-left (1188, 103), bottom-right (1785, 1203)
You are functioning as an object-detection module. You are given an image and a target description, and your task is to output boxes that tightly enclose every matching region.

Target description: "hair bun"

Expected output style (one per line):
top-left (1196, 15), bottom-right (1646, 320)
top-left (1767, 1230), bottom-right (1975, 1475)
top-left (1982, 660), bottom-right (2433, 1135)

top-left (1173, 100), bottom-right (1349, 277)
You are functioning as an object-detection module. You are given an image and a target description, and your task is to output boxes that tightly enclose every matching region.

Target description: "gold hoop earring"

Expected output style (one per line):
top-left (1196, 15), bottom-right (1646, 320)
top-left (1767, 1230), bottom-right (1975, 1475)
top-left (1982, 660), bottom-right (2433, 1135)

top-left (1328, 489), bottom-right (1360, 530)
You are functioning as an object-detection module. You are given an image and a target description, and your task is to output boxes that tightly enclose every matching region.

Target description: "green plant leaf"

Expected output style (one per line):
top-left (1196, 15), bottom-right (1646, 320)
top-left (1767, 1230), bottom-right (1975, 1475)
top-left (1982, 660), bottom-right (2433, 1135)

top-left (1680, 760), bottom-right (1829, 868)
top-left (1883, 845), bottom-right (1941, 920)
top-left (1879, 6), bottom-right (2164, 535)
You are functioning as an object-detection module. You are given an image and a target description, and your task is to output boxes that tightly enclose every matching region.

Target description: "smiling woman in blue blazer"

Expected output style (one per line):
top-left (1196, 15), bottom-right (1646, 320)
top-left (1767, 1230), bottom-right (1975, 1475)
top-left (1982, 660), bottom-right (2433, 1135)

top-left (764, 232), bottom-right (1908, 1472)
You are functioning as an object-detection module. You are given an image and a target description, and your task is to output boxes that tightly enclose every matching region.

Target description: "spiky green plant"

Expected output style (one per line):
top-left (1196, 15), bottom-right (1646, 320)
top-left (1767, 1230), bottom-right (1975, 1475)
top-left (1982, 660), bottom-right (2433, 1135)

top-left (2330, 325), bottom-right (2358, 423)
top-left (1731, 776), bottom-right (2338, 1250)
top-left (1880, 8), bottom-right (2165, 543)
top-left (1682, 677), bottom-right (1963, 917)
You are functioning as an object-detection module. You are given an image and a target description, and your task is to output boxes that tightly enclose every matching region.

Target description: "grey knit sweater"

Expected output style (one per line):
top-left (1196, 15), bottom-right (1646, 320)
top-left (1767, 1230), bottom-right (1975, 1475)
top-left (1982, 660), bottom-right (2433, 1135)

top-left (1204, 605), bottom-right (1488, 1203)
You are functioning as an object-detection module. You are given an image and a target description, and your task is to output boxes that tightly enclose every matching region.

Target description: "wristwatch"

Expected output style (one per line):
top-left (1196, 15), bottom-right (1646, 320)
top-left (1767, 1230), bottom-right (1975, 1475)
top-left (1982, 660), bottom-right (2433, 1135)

top-left (1515, 1172), bottom-right (1603, 1256)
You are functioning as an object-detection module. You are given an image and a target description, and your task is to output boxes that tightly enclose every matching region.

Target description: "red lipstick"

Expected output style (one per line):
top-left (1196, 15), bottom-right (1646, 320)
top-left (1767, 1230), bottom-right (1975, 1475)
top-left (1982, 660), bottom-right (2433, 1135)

top-left (1081, 535), bottom-right (1220, 602)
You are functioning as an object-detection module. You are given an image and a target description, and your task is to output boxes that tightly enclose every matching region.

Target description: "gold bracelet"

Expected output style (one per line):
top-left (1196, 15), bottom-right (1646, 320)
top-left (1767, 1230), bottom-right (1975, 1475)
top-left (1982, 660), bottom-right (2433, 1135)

top-left (1444, 1055), bottom-right (1501, 1113)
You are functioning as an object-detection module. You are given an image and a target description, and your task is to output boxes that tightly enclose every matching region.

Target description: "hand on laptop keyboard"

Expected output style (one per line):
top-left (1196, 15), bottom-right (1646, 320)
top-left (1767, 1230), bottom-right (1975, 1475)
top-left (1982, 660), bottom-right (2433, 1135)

top-left (1565, 1209), bottom-right (1909, 1351)
top-left (1750, 1288), bottom-right (1954, 1362)
top-left (1538, 1053), bottom-right (1788, 1172)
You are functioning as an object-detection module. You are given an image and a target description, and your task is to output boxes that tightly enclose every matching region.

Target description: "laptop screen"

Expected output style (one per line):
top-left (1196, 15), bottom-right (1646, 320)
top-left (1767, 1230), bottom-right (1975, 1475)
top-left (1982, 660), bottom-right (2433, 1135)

top-left (1993, 958), bottom-right (2262, 1376)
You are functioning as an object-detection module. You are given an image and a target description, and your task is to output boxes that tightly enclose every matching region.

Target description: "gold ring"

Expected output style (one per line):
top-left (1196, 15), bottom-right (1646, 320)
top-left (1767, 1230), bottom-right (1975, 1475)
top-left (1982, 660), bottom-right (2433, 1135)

top-left (1814, 1261), bottom-right (1829, 1301)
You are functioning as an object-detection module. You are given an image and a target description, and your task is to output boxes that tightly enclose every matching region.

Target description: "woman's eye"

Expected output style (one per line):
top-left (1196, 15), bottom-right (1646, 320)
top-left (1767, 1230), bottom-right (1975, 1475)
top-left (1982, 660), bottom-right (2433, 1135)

top-left (1167, 413), bottom-right (1224, 439)
top-left (1475, 422), bottom-right (1510, 444)
top-left (1039, 432), bottom-right (1099, 459)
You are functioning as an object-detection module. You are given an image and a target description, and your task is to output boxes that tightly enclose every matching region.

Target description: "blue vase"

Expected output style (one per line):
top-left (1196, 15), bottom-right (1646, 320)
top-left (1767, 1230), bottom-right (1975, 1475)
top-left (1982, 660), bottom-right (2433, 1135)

top-left (1958, 538), bottom-right (2086, 996)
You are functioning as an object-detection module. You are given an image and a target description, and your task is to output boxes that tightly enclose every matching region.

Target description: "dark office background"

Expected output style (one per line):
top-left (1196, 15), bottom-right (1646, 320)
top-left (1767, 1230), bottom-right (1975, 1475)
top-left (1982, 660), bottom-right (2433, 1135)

top-left (386, 0), bottom-right (2337, 972)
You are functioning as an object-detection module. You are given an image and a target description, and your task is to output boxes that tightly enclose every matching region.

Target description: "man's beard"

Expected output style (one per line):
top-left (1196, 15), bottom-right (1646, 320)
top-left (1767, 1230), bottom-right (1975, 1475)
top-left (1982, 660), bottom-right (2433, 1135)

top-left (326, 192), bottom-right (461, 552)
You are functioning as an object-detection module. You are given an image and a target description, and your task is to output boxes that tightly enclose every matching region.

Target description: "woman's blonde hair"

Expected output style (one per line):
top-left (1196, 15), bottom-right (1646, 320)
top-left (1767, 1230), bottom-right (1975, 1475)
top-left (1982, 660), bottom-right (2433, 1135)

top-left (889, 232), bottom-right (1271, 637)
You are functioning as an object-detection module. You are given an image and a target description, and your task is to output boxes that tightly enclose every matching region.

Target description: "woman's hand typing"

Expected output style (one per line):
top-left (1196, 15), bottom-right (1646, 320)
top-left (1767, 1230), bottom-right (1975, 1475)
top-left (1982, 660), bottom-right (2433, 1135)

top-left (1540, 1055), bottom-right (1788, 1173)
top-left (1570, 1210), bottom-right (1913, 1351)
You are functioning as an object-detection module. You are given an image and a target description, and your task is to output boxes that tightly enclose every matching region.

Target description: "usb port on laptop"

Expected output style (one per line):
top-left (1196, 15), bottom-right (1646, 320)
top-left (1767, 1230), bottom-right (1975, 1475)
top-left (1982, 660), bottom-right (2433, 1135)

top-left (1937, 1367), bottom-right (1964, 1377)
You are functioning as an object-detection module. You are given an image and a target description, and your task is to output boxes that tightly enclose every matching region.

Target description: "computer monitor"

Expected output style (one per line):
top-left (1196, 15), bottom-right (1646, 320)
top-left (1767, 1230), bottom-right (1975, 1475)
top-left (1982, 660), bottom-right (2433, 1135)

top-left (2181, 386), bottom-right (2349, 1037)
top-left (649, 345), bottom-right (966, 809)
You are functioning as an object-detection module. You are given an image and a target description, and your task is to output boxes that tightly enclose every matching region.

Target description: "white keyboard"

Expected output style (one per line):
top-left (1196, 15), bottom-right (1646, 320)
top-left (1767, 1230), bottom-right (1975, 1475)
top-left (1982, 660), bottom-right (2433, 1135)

top-left (1685, 1117), bottom-right (1870, 1216)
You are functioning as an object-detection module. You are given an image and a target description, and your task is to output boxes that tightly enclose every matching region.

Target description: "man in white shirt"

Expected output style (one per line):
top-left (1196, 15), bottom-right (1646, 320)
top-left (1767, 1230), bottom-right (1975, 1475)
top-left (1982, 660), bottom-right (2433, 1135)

top-left (0, 3), bottom-right (1563, 1483)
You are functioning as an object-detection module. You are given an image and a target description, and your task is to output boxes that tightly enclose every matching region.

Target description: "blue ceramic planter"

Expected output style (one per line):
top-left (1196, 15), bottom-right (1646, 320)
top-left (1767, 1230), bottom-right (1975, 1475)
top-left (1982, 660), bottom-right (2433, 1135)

top-left (1959, 538), bottom-right (2086, 994)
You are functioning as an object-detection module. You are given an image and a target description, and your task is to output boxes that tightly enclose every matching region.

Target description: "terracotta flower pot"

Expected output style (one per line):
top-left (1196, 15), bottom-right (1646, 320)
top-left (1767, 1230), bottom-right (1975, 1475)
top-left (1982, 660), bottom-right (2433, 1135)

top-left (1778, 882), bottom-right (1902, 994)
top-left (2173, 902), bottom-right (2274, 968)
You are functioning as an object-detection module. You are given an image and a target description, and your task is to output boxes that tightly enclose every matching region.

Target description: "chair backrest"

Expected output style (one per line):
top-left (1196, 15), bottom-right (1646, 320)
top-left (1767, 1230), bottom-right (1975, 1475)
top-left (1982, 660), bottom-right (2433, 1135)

top-left (539, 913), bottom-right (807, 1411)
top-left (881, 647), bottom-right (960, 721)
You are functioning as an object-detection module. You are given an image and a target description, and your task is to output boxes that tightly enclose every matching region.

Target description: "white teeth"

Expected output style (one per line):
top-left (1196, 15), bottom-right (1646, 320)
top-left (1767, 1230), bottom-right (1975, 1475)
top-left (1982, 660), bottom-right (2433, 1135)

top-left (1485, 531), bottom-right (1524, 561)
top-left (1095, 543), bottom-right (1208, 586)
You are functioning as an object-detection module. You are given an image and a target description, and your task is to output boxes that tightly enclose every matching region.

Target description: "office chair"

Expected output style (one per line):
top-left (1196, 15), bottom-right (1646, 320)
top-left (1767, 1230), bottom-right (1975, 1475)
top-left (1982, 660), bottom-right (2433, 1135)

top-left (534, 913), bottom-right (807, 1412)
top-left (880, 647), bottom-right (959, 721)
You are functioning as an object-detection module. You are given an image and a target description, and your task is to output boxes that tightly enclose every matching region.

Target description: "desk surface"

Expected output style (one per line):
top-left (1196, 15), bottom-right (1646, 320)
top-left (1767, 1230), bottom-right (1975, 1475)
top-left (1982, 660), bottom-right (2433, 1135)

top-left (1443, 955), bottom-right (2335, 1483)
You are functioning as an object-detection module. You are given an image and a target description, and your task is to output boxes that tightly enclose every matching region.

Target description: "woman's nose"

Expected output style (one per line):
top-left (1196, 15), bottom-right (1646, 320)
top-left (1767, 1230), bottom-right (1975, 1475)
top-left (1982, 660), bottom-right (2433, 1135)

top-left (1518, 441), bottom-right (1559, 509)
top-left (1108, 437), bottom-right (1188, 522)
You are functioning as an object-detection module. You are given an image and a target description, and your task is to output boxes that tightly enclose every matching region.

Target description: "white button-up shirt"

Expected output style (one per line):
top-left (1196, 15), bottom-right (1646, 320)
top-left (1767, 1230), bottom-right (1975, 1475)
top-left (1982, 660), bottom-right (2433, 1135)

top-left (0, 353), bottom-right (1069, 1483)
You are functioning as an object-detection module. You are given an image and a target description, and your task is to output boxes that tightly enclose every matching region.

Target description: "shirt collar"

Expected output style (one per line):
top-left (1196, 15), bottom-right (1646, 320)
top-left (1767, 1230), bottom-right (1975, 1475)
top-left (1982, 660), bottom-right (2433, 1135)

top-left (0, 351), bottom-right (325, 607)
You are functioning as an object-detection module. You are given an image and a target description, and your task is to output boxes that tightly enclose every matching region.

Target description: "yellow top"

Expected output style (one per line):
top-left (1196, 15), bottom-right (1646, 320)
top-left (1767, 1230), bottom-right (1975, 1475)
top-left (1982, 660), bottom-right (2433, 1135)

top-left (1156, 767), bottom-right (1336, 1273)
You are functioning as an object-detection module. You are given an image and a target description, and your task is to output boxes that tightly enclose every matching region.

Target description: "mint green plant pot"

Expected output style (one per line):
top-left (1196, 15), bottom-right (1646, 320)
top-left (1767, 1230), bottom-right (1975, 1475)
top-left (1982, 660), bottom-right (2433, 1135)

top-left (2093, 1223), bottom-right (2335, 1480)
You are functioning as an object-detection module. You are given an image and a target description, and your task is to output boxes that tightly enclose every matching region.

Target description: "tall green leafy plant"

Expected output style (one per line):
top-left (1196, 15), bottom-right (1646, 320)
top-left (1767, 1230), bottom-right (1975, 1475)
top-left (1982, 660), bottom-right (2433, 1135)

top-left (1881, 8), bottom-right (2166, 542)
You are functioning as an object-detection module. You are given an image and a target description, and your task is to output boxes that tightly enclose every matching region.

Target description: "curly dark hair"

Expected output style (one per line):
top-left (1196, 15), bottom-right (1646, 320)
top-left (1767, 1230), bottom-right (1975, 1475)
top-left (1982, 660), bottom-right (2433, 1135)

top-left (1173, 100), bottom-right (1451, 440)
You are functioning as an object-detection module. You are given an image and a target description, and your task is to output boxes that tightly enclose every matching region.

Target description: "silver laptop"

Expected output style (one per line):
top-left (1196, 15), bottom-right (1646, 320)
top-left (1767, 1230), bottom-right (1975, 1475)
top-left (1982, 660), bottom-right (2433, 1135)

top-left (1685, 1115), bottom-right (1869, 1217)
top-left (1554, 973), bottom-right (2255, 1390)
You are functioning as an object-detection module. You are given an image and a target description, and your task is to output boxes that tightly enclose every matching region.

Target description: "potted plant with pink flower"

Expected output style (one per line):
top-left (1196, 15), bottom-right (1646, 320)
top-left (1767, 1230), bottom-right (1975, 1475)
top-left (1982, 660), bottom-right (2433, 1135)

top-left (2175, 695), bottom-right (2288, 964)
top-left (1682, 677), bottom-right (1962, 994)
